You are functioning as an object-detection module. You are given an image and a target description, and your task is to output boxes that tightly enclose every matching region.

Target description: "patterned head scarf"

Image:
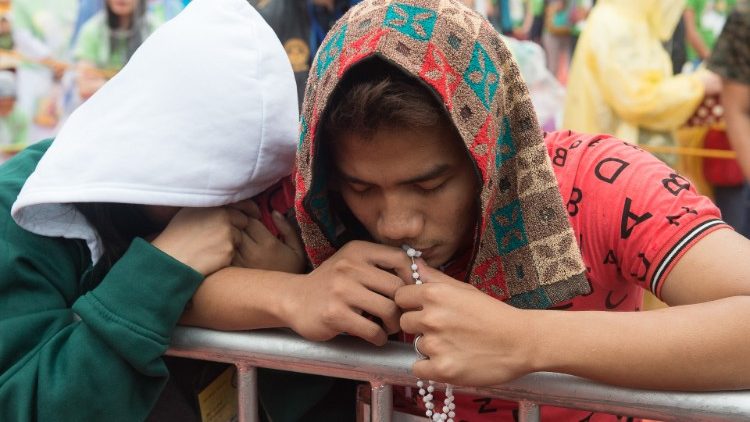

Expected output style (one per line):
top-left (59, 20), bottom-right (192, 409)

top-left (295, 0), bottom-right (590, 308)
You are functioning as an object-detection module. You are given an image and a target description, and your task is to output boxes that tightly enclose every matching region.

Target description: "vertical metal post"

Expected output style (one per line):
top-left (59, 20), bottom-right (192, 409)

top-left (518, 400), bottom-right (540, 422)
top-left (370, 381), bottom-right (393, 422)
top-left (236, 364), bottom-right (259, 422)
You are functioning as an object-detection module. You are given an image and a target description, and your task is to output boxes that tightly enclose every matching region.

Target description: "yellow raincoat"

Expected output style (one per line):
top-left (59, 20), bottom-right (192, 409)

top-left (563, 0), bottom-right (705, 149)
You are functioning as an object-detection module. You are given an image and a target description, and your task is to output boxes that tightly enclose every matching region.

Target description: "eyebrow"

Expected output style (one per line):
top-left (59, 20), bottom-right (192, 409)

top-left (340, 163), bottom-right (452, 186)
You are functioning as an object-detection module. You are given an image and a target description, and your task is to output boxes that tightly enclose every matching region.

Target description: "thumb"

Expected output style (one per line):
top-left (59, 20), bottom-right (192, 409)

top-left (273, 211), bottom-right (305, 255)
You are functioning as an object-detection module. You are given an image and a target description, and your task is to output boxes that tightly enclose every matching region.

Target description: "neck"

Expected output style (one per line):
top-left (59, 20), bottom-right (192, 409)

top-left (118, 15), bottom-right (131, 30)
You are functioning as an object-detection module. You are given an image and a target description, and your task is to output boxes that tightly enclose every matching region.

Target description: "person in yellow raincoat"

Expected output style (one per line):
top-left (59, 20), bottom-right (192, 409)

top-left (563, 0), bottom-right (722, 160)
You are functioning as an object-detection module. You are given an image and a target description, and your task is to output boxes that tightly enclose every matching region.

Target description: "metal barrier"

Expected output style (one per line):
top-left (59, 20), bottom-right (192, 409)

top-left (167, 327), bottom-right (750, 422)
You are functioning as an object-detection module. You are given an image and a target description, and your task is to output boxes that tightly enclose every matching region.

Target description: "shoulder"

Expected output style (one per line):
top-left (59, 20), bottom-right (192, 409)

top-left (77, 12), bottom-right (107, 42)
top-left (0, 139), bottom-right (53, 208)
top-left (0, 140), bottom-right (89, 298)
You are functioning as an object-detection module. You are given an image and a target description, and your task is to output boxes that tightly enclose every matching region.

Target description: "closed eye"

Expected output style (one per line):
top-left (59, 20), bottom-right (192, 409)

top-left (348, 182), bottom-right (373, 195)
top-left (416, 180), bottom-right (448, 195)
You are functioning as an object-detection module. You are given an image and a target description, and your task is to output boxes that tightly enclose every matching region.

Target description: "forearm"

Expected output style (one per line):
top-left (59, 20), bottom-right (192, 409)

top-left (725, 113), bottom-right (750, 181)
top-left (180, 267), bottom-right (301, 331)
top-left (722, 83), bottom-right (750, 181)
top-left (684, 10), bottom-right (710, 60)
top-left (531, 295), bottom-right (750, 390)
top-left (686, 28), bottom-right (710, 60)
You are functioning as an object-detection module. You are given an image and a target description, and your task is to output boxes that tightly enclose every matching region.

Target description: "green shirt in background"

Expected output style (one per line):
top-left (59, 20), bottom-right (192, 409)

top-left (531, 0), bottom-right (544, 16)
top-left (686, 0), bottom-right (737, 61)
top-left (0, 107), bottom-right (29, 149)
top-left (74, 12), bottom-right (162, 71)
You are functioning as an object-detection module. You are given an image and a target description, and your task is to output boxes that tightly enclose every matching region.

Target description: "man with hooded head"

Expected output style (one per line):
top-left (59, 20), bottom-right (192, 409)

top-left (282, 0), bottom-right (750, 420)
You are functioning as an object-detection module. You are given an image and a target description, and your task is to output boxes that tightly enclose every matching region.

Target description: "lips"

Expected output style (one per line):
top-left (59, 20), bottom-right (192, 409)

top-left (417, 246), bottom-right (436, 259)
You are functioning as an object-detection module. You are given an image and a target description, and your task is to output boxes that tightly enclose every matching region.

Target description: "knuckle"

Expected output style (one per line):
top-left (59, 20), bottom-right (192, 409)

top-left (385, 301), bottom-right (401, 320)
top-left (423, 284), bottom-right (442, 302)
top-left (434, 359), bottom-right (458, 381)
top-left (365, 324), bottom-right (382, 341)
top-left (329, 278), bottom-right (350, 297)
top-left (322, 305), bottom-right (344, 326)
top-left (331, 258), bottom-right (354, 274)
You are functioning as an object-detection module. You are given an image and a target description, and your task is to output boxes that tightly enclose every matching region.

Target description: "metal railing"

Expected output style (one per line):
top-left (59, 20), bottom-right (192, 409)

top-left (167, 327), bottom-right (750, 422)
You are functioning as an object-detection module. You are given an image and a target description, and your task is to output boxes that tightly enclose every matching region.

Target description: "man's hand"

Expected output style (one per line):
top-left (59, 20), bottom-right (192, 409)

top-left (282, 241), bottom-right (415, 346)
top-left (698, 69), bottom-right (723, 96)
top-left (396, 263), bottom-right (537, 386)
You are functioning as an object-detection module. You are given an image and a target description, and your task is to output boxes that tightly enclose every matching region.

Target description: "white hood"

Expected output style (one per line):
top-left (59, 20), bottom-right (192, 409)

top-left (11, 0), bottom-right (299, 263)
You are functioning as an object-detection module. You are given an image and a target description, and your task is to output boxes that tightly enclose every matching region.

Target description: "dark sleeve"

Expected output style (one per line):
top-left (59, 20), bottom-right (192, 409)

top-left (708, 8), bottom-right (750, 85)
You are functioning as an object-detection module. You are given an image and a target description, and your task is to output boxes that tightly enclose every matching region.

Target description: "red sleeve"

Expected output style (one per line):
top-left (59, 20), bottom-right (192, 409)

top-left (545, 131), bottom-right (731, 299)
top-left (251, 175), bottom-right (295, 237)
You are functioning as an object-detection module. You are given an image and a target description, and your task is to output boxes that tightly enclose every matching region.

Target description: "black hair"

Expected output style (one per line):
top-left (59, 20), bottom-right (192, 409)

top-left (106, 0), bottom-right (148, 63)
top-left (74, 202), bottom-right (164, 272)
top-left (321, 57), bottom-right (453, 144)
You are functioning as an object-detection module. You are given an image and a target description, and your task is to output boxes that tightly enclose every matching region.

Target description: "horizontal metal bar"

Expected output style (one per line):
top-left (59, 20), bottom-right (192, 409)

top-left (168, 327), bottom-right (750, 421)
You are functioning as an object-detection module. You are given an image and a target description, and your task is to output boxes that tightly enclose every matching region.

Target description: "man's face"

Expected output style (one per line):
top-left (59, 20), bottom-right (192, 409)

top-left (107, 0), bottom-right (137, 16)
top-left (332, 125), bottom-right (478, 267)
top-left (0, 97), bottom-right (14, 116)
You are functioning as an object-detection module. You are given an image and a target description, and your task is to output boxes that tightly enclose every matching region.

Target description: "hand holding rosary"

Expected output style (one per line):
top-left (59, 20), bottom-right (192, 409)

top-left (403, 245), bottom-right (456, 422)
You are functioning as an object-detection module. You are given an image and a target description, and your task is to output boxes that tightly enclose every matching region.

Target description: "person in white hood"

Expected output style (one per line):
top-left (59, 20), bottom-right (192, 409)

top-left (0, 0), bottom-right (320, 420)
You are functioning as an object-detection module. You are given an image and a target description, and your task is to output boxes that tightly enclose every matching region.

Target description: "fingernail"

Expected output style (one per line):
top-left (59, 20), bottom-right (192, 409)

top-left (272, 210), bottom-right (283, 219)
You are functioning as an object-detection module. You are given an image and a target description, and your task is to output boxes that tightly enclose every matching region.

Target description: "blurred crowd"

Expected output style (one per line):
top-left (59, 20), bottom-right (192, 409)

top-left (0, 0), bottom-right (188, 152)
top-left (0, 0), bottom-right (748, 231)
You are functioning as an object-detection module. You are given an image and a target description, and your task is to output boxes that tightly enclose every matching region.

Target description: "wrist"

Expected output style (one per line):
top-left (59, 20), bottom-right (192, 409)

top-left (524, 309), bottom-right (561, 373)
top-left (274, 273), bottom-right (307, 329)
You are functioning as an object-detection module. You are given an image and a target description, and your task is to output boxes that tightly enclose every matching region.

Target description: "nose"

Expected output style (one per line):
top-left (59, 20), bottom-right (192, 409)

top-left (376, 195), bottom-right (424, 243)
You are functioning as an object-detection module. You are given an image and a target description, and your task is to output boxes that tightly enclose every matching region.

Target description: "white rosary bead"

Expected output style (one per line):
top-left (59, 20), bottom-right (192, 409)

top-left (405, 245), bottom-right (457, 421)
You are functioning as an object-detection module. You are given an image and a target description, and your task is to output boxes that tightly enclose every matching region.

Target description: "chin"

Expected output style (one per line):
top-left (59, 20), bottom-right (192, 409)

top-left (424, 252), bottom-right (449, 269)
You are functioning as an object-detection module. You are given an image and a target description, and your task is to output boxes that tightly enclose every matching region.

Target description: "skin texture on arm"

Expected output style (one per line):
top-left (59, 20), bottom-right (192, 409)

top-left (397, 229), bottom-right (750, 390)
top-left (722, 80), bottom-right (750, 180)
top-left (684, 8), bottom-right (711, 60)
top-left (180, 241), bottom-right (415, 346)
top-left (533, 228), bottom-right (750, 390)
